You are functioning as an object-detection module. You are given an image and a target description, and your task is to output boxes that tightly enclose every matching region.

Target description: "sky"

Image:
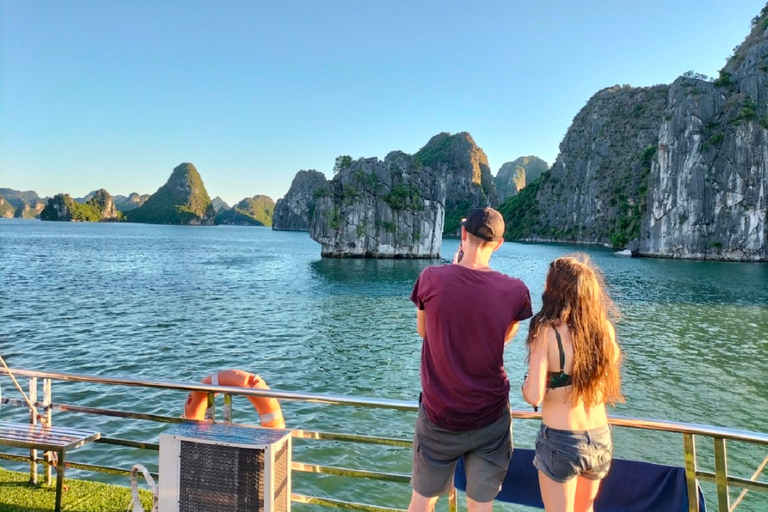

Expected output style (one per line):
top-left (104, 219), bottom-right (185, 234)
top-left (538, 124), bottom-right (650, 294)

top-left (1, 1), bottom-right (766, 206)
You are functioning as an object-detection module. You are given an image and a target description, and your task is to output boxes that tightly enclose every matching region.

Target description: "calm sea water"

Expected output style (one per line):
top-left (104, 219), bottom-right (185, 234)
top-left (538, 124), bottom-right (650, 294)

top-left (1, 219), bottom-right (767, 511)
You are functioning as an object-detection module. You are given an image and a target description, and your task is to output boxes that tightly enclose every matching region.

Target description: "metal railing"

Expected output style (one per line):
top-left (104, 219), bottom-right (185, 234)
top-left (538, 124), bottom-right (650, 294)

top-left (1, 368), bottom-right (768, 512)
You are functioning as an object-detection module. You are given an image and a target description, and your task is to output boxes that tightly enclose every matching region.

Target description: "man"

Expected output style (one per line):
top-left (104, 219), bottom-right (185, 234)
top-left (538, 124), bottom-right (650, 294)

top-left (408, 207), bottom-right (533, 512)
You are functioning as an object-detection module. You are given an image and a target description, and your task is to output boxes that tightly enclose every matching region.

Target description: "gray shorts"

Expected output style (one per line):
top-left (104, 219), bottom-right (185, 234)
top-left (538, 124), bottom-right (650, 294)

top-left (411, 404), bottom-right (512, 502)
top-left (533, 423), bottom-right (612, 483)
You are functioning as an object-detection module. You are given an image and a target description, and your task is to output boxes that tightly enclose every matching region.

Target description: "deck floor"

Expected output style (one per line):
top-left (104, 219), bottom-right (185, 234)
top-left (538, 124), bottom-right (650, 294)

top-left (0, 465), bottom-right (153, 512)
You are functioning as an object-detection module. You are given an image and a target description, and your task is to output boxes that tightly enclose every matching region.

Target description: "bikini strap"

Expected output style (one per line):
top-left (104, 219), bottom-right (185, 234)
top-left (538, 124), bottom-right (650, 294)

top-left (554, 328), bottom-right (565, 372)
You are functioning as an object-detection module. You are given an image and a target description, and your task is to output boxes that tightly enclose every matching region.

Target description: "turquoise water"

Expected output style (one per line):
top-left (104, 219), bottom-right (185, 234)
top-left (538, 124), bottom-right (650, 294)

top-left (1, 219), bottom-right (767, 511)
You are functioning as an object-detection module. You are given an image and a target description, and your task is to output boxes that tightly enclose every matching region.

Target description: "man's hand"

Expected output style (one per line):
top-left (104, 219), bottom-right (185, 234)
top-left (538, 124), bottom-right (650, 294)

top-left (452, 243), bottom-right (464, 264)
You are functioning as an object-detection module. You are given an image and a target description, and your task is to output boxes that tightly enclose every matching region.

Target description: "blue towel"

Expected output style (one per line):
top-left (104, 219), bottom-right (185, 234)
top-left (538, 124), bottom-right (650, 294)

top-left (455, 448), bottom-right (706, 512)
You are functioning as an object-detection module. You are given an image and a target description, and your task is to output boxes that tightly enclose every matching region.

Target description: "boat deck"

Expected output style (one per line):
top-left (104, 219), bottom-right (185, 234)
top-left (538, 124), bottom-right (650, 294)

top-left (0, 466), bottom-right (153, 512)
top-left (1, 368), bottom-right (767, 512)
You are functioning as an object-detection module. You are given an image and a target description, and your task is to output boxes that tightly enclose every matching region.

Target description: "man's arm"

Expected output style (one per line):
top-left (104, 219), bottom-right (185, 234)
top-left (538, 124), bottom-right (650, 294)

top-left (504, 320), bottom-right (520, 345)
top-left (416, 308), bottom-right (426, 339)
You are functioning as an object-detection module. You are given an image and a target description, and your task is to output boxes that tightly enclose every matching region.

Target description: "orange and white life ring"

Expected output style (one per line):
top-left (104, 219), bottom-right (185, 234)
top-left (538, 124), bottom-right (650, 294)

top-left (183, 369), bottom-right (285, 428)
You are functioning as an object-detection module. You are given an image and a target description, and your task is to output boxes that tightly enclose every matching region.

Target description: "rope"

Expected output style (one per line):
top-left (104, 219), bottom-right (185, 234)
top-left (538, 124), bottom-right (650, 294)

top-left (0, 355), bottom-right (60, 469)
top-left (730, 453), bottom-right (768, 512)
top-left (128, 464), bottom-right (158, 512)
top-left (0, 355), bottom-right (49, 427)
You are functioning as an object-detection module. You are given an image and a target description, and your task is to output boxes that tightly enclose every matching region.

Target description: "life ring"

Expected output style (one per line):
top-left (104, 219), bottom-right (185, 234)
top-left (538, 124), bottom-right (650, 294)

top-left (184, 369), bottom-right (285, 428)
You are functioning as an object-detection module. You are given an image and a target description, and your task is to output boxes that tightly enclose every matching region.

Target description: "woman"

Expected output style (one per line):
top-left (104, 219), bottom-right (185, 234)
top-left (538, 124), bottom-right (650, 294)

top-left (522, 254), bottom-right (623, 512)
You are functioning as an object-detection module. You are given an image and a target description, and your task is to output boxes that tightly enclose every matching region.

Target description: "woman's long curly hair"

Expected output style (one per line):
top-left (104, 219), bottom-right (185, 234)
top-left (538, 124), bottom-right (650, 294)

top-left (527, 253), bottom-right (624, 407)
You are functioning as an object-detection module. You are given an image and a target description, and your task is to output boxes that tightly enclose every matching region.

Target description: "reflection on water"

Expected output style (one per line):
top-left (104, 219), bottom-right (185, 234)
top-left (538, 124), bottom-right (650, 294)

top-left (310, 257), bottom-right (431, 288)
top-left (1, 220), bottom-right (767, 511)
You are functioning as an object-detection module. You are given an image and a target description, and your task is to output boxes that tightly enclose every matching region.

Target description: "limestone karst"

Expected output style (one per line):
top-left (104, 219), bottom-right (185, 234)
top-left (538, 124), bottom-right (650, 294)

top-left (125, 163), bottom-right (216, 225)
top-left (272, 170), bottom-right (328, 231)
top-left (310, 152), bottom-right (445, 258)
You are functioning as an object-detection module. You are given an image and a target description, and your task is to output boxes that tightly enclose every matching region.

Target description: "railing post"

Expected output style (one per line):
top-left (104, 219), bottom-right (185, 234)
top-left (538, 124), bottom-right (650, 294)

top-left (714, 437), bottom-right (730, 512)
top-left (205, 392), bottom-right (216, 421)
top-left (683, 433), bottom-right (699, 512)
top-left (44, 378), bottom-right (53, 485)
top-left (28, 377), bottom-right (38, 485)
top-left (223, 394), bottom-right (232, 424)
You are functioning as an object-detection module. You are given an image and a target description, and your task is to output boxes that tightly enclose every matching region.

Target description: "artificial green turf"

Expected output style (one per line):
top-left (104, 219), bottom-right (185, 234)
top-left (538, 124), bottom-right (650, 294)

top-left (0, 466), bottom-right (154, 512)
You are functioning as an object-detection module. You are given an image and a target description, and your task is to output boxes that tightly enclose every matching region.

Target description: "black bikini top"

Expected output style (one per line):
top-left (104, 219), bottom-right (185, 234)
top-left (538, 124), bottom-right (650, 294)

top-left (547, 328), bottom-right (573, 389)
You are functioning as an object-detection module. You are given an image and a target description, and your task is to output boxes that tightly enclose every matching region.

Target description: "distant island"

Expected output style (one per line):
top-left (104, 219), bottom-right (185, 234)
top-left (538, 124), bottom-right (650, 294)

top-left (122, 163), bottom-right (216, 225)
top-left (22, 163), bottom-right (275, 227)
top-left (216, 195), bottom-right (275, 226)
top-left (40, 189), bottom-right (121, 222)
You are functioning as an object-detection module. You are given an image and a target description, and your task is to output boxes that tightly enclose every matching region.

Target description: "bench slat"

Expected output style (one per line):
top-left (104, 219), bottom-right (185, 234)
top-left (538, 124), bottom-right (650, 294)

top-left (0, 421), bottom-right (96, 437)
top-left (0, 421), bottom-right (100, 451)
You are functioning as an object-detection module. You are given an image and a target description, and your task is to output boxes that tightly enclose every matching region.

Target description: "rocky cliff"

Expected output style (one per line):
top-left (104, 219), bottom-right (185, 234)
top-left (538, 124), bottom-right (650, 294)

top-left (40, 192), bottom-right (118, 222)
top-left (501, 6), bottom-right (768, 261)
top-left (125, 163), bottom-right (215, 225)
top-left (87, 189), bottom-right (120, 220)
top-left (211, 196), bottom-right (230, 212)
top-left (216, 195), bottom-right (275, 226)
top-left (640, 10), bottom-right (768, 261)
top-left (0, 195), bottom-right (15, 218)
top-left (495, 156), bottom-right (548, 201)
top-left (272, 170), bottom-right (328, 231)
top-left (501, 84), bottom-right (670, 247)
top-left (13, 199), bottom-right (46, 219)
top-left (114, 193), bottom-right (150, 212)
top-left (310, 152), bottom-right (445, 258)
top-left (74, 191), bottom-right (97, 203)
top-left (0, 189), bottom-right (42, 209)
top-left (415, 132), bottom-right (498, 235)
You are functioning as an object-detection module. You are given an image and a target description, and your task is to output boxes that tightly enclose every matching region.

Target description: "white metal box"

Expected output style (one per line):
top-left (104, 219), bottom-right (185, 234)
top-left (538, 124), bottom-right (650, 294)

top-left (158, 423), bottom-right (291, 512)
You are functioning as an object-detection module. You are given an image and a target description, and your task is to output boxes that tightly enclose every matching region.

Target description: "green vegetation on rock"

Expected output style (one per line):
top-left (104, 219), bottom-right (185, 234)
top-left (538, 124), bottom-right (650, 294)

top-left (40, 194), bottom-right (102, 222)
top-left (499, 84), bottom-right (668, 248)
top-left (353, 170), bottom-right (381, 191)
top-left (125, 163), bottom-right (215, 225)
top-left (310, 150), bottom-right (443, 258)
top-left (216, 195), bottom-right (275, 226)
top-left (313, 187), bottom-right (331, 200)
top-left (415, 132), bottom-right (498, 236)
top-left (606, 144), bottom-right (656, 248)
top-left (0, 194), bottom-right (15, 218)
top-left (414, 134), bottom-right (452, 169)
top-left (384, 183), bottom-right (423, 211)
top-left (328, 206), bottom-right (341, 229)
top-left (333, 155), bottom-right (353, 174)
top-left (443, 199), bottom-right (471, 237)
top-left (713, 71), bottom-right (733, 89)
top-left (499, 174), bottom-right (545, 240)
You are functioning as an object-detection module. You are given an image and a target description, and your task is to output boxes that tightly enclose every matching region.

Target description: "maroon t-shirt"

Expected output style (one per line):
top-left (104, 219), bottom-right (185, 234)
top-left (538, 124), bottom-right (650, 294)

top-left (410, 264), bottom-right (532, 430)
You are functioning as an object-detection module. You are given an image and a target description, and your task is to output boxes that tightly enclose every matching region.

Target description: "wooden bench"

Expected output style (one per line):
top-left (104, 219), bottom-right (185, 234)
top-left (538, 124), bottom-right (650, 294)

top-left (0, 420), bottom-right (100, 512)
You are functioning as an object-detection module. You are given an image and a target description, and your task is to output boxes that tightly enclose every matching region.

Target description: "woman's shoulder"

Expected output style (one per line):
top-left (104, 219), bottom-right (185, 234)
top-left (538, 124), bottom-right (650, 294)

top-left (547, 322), bottom-right (568, 340)
top-left (532, 321), bottom-right (574, 351)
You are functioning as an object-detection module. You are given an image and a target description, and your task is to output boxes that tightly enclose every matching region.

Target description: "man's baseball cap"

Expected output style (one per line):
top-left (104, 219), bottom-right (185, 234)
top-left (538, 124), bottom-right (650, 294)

top-left (462, 207), bottom-right (505, 242)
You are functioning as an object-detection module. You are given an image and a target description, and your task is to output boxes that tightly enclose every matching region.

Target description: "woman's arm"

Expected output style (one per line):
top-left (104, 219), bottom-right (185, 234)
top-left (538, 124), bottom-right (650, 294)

top-left (522, 327), bottom-right (549, 408)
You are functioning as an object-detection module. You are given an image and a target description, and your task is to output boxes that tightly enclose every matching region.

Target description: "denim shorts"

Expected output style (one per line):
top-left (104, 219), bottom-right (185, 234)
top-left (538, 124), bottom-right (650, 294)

top-left (411, 404), bottom-right (512, 502)
top-left (533, 423), bottom-right (612, 483)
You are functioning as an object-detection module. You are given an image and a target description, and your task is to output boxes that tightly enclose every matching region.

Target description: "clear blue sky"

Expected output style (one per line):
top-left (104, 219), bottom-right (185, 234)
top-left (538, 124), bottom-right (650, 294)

top-left (1, 1), bottom-right (766, 206)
